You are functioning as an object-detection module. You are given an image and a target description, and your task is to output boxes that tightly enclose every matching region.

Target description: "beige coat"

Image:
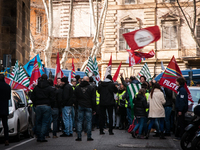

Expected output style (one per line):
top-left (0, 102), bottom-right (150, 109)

top-left (148, 89), bottom-right (166, 118)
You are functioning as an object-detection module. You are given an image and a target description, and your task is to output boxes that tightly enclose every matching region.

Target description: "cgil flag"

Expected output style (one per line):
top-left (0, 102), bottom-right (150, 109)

top-left (126, 50), bottom-right (143, 66)
top-left (113, 61), bottom-right (122, 82)
top-left (29, 57), bottom-right (41, 90)
top-left (23, 54), bottom-right (44, 77)
top-left (104, 54), bottom-right (112, 79)
top-left (127, 83), bottom-right (141, 118)
top-left (93, 56), bottom-right (100, 82)
top-left (123, 26), bottom-right (161, 51)
top-left (134, 50), bottom-right (155, 58)
top-left (10, 60), bottom-right (30, 87)
top-left (71, 58), bottom-right (76, 79)
top-left (159, 56), bottom-right (193, 102)
top-left (54, 52), bottom-right (64, 85)
top-left (136, 63), bottom-right (152, 82)
top-left (85, 56), bottom-right (94, 77)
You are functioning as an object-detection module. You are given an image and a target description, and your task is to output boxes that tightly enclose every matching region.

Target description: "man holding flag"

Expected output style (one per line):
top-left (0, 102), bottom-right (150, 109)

top-left (175, 77), bottom-right (188, 140)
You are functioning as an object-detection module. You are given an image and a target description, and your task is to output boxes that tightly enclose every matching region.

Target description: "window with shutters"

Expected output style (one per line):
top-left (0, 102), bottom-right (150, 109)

top-left (125, 0), bottom-right (135, 4)
top-left (36, 15), bottom-right (42, 33)
top-left (119, 28), bottom-right (135, 50)
top-left (162, 25), bottom-right (178, 49)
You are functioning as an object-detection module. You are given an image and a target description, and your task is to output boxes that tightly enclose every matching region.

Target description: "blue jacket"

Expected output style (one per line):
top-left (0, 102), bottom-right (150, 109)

top-left (175, 85), bottom-right (188, 113)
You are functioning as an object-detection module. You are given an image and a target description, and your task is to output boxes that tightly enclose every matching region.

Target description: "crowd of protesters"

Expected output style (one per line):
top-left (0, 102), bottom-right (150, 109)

top-left (0, 72), bottom-right (188, 145)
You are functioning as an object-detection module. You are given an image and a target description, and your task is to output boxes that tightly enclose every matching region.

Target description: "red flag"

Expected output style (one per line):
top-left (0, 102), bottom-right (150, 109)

top-left (123, 26), bottom-right (161, 51)
top-left (5, 77), bottom-right (29, 92)
top-left (127, 50), bottom-right (143, 67)
top-left (104, 54), bottom-right (112, 79)
top-left (54, 52), bottom-right (64, 85)
top-left (159, 56), bottom-right (193, 102)
top-left (113, 61), bottom-right (122, 82)
top-left (134, 50), bottom-right (155, 58)
top-left (71, 58), bottom-right (76, 79)
top-left (29, 57), bottom-right (41, 90)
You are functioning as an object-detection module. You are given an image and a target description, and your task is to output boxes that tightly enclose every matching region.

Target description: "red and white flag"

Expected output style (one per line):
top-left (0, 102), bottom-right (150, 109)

top-left (134, 50), bottom-right (155, 58)
top-left (113, 61), bottom-right (122, 82)
top-left (126, 50), bottom-right (143, 67)
top-left (29, 57), bottom-right (41, 90)
top-left (54, 52), bottom-right (64, 85)
top-left (123, 25), bottom-right (161, 51)
top-left (71, 58), bottom-right (76, 79)
top-left (104, 54), bottom-right (112, 79)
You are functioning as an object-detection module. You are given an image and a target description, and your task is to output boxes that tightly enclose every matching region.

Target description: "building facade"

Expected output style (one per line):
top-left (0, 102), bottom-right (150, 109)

top-left (101, 0), bottom-right (200, 79)
top-left (0, 0), bottom-right (30, 69)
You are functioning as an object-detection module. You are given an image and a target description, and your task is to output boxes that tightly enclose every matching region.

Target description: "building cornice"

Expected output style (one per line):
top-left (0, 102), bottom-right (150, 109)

top-left (108, 2), bottom-right (200, 10)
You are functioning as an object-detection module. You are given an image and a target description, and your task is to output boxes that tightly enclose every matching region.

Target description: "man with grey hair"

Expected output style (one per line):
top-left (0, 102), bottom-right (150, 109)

top-left (74, 76), bottom-right (96, 141)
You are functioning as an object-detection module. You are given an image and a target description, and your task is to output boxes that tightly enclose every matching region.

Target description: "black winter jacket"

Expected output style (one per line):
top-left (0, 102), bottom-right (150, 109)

top-left (133, 94), bottom-right (148, 117)
top-left (53, 86), bottom-right (63, 109)
top-left (97, 79), bottom-right (118, 106)
top-left (31, 80), bottom-right (55, 107)
top-left (74, 81), bottom-right (96, 110)
top-left (0, 79), bottom-right (11, 116)
top-left (164, 87), bottom-right (173, 107)
top-left (62, 83), bottom-right (73, 107)
top-left (175, 85), bottom-right (188, 113)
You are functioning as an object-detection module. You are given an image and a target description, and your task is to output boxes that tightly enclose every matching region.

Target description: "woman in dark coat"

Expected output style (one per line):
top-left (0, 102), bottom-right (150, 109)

top-left (132, 88), bottom-right (148, 139)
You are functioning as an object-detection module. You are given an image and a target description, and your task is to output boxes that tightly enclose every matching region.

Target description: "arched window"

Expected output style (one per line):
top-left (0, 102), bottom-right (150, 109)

top-left (118, 16), bottom-right (141, 50)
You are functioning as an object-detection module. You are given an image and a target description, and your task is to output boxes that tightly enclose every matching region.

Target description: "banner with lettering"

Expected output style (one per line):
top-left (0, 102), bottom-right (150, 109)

top-left (123, 26), bottom-right (161, 51)
top-left (159, 56), bottom-right (193, 102)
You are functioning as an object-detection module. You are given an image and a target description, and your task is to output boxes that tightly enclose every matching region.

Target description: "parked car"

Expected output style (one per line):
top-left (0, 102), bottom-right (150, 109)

top-left (0, 89), bottom-right (32, 141)
top-left (185, 86), bottom-right (200, 121)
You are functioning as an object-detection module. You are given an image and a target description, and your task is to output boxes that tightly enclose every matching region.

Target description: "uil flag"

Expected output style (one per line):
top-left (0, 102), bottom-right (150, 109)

top-left (123, 26), bottom-right (161, 51)
top-left (113, 61), bottom-right (122, 82)
top-left (29, 57), bottom-right (41, 90)
top-left (104, 54), bottom-right (112, 79)
top-left (159, 56), bottom-right (193, 102)
top-left (71, 58), bottom-right (76, 79)
top-left (54, 52), bottom-right (64, 85)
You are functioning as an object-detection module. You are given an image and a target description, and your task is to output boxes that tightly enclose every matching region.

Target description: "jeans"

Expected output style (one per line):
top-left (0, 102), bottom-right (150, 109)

top-left (77, 106), bottom-right (92, 139)
top-left (133, 117), bottom-right (145, 135)
top-left (127, 108), bottom-right (133, 126)
top-left (62, 106), bottom-right (73, 135)
top-left (164, 106), bottom-right (172, 134)
top-left (148, 118), bottom-right (165, 132)
top-left (71, 106), bottom-right (75, 128)
top-left (35, 105), bottom-right (51, 140)
top-left (52, 108), bottom-right (59, 136)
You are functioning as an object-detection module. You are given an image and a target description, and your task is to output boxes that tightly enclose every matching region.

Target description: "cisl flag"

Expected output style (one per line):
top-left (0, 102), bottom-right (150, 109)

top-left (159, 56), bottom-right (193, 102)
top-left (123, 26), bottom-right (161, 51)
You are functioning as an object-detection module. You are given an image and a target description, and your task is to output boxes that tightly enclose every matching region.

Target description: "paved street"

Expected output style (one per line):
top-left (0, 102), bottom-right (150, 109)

top-left (0, 128), bottom-right (182, 150)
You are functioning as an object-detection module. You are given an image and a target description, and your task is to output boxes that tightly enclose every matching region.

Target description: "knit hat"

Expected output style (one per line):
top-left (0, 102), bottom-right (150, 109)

top-left (61, 77), bottom-right (68, 83)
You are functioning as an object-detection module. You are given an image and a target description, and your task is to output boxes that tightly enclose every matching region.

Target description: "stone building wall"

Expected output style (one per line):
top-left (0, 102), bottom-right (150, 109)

top-left (0, 0), bottom-right (30, 66)
top-left (101, 0), bottom-right (200, 80)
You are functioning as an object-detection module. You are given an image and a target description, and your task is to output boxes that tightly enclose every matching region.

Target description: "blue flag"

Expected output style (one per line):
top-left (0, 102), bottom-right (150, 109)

top-left (23, 54), bottom-right (44, 77)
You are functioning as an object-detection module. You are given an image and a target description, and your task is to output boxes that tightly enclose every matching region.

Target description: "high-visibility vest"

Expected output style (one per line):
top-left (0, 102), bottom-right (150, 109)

top-left (96, 91), bottom-right (100, 105)
top-left (117, 91), bottom-right (128, 108)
